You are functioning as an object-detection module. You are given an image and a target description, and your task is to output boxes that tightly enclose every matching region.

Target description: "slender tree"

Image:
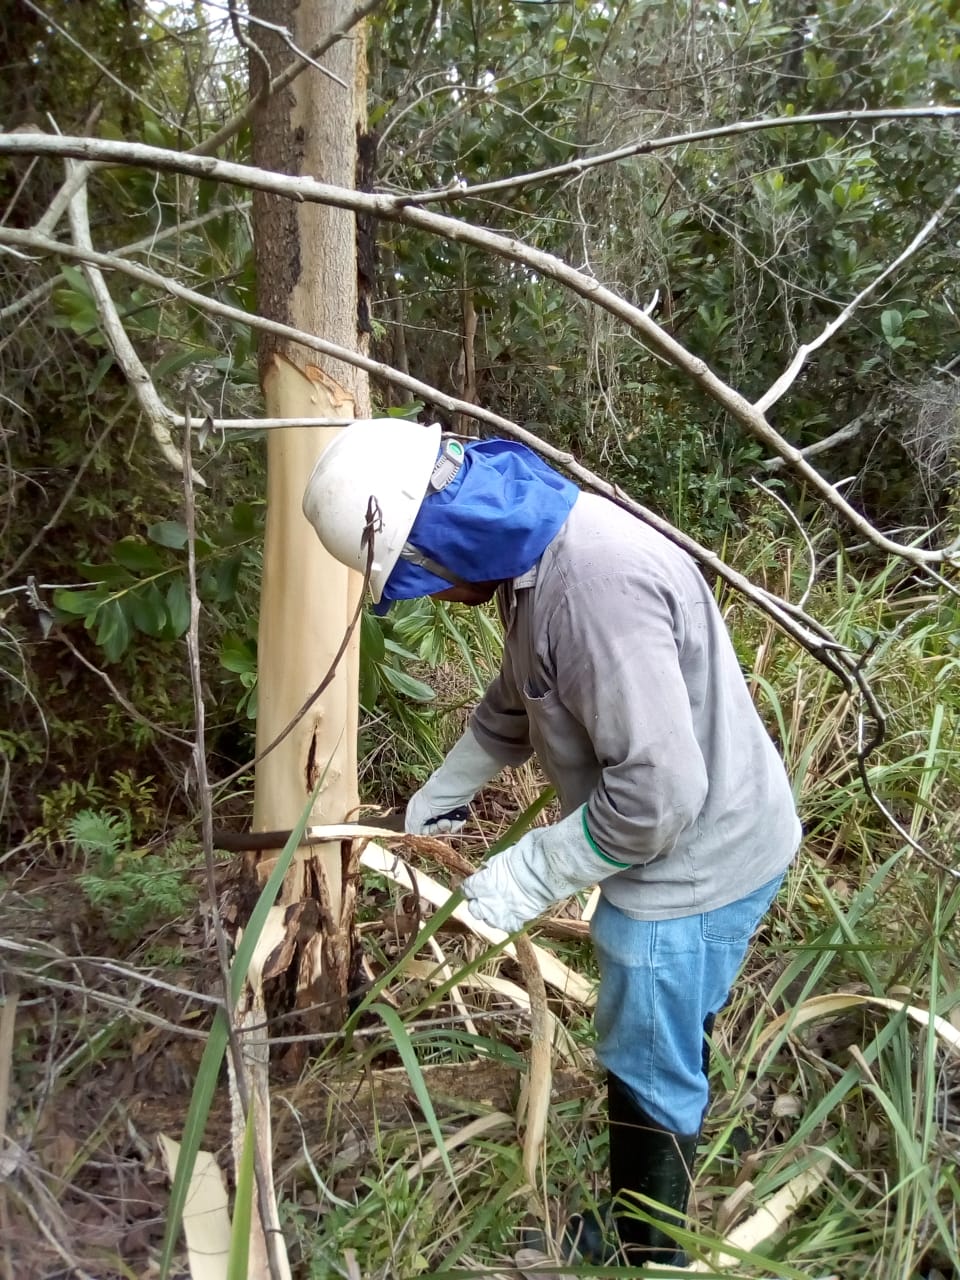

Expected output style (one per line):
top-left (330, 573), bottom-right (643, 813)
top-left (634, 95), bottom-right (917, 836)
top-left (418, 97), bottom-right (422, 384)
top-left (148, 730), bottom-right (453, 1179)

top-left (247, 0), bottom-right (370, 1024)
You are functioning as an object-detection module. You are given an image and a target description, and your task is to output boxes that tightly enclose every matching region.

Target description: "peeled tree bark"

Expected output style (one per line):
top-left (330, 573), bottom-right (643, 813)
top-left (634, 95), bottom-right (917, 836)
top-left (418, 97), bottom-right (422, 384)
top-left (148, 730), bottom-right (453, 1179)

top-left (249, 0), bottom-right (370, 1026)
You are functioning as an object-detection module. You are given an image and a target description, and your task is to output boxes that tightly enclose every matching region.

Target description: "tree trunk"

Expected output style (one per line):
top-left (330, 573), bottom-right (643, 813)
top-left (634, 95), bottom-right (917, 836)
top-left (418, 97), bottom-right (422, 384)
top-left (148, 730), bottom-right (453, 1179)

top-left (248, 0), bottom-right (370, 1031)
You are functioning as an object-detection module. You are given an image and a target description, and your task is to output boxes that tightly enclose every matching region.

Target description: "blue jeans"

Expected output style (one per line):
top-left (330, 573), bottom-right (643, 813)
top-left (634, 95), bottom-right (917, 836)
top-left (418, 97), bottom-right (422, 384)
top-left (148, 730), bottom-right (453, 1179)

top-left (591, 873), bottom-right (785, 1134)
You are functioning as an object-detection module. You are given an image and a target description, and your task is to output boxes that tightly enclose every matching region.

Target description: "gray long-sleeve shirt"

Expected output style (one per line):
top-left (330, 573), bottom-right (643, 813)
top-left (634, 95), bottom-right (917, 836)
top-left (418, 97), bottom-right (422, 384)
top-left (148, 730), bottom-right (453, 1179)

top-left (470, 493), bottom-right (801, 919)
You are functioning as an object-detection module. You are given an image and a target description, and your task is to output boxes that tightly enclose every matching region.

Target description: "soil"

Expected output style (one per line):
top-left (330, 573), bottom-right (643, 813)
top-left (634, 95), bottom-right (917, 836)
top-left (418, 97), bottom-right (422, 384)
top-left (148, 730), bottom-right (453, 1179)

top-left (0, 849), bottom-right (594, 1279)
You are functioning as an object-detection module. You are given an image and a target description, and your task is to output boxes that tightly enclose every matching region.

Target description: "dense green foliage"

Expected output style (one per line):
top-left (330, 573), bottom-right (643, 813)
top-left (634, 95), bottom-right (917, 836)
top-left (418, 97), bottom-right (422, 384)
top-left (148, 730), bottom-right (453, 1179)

top-left (1, 3), bottom-right (959, 1277)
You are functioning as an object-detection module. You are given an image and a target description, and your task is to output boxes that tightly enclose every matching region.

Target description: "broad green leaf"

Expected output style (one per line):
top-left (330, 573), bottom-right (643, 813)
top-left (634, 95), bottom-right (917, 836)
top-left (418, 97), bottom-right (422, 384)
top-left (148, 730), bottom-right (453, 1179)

top-left (359, 659), bottom-right (381, 710)
top-left (94, 598), bottom-right (132, 662)
top-left (165, 578), bottom-right (191, 637)
top-left (881, 309), bottom-right (903, 341)
top-left (112, 538), bottom-right (164, 573)
top-left (220, 635), bottom-right (257, 675)
top-left (53, 588), bottom-right (107, 617)
top-left (129, 584), bottom-right (167, 638)
top-left (360, 608), bottom-right (385, 664)
top-left (211, 552), bottom-right (243, 603)
top-left (148, 520), bottom-right (189, 550)
top-left (77, 561), bottom-right (133, 587)
top-left (379, 665), bottom-right (436, 702)
top-left (230, 502), bottom-right (262, 536)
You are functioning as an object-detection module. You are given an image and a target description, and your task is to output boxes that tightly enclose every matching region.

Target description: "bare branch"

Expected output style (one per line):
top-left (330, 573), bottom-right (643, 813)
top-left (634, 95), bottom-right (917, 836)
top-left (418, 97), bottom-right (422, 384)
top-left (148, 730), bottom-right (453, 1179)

top-left (756, 180), bottom-right (960, 414)
top-left (180, 414), bottom-right (290, 1280)
top-left (394, 106), bottom-right (960, 206)
top-left (0, 132), bottom-right (954, 568)
top-left (228, 1), bottom-right (347, 88)
top-left (64, 166), bottom-right (206, 485)
top-left (0, 200), bottom-right (249, 324)
top-left (51, 627), bottom-right (194, 749)
top-left (762, 409), bottom-right (878, 472)
top-left (0, 221), bottom-right (852, 665)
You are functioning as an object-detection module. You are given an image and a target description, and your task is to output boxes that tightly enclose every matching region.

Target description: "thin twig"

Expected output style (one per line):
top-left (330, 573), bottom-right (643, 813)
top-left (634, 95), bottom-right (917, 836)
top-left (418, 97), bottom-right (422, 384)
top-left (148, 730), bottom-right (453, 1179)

top-left (3, 411), bottom-right (116, 584)
top-left (751, 477), bottom-right (818, 611)
top-left (762, 408), bottom-right (878, 472)
top-left (227, 2), bottom-right (346, 89)
top-left (65, 166), bottom-right (204, 484)
top-left (181, 415), bottom-right (287, 1280)
top-left (0, 978), bottom-right (19, 1154)
top-left (395, 105), bottom-right (960, 206)
top-left (191, 0), bottom-right (385, 157)
top-left (50, 628), bottom-right (194, 748)
top-left (756, 180), bottom-right (960, 414)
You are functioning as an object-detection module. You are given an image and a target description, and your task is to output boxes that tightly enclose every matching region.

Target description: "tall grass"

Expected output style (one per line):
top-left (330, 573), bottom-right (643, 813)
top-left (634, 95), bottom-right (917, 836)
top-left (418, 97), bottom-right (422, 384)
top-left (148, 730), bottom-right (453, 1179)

top-left (280, 519), bottom-right (960, 1279)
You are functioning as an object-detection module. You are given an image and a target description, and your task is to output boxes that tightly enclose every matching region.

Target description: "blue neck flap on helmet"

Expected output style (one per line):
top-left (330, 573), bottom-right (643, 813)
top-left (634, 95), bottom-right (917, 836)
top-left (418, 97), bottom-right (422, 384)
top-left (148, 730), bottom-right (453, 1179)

top-left (374, 439), bottom-right (579, 614)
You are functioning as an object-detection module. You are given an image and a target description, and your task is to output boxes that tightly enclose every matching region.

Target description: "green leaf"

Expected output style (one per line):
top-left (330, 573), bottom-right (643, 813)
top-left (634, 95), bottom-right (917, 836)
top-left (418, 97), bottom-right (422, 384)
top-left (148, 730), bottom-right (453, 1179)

top-left (77, 561), bottom-right (133, 587)
top-left (165, 578), bottom-right (191, 637)
top-left (211, 552), bottom-right (243, 604)
top-left (53, 588), bottom-right (107, 617)
top-left (230, 502), bottom-right (262, 537)
top-left (220, 634), bottom-right (257, 675)
top-left (881, 309), bottom-right (902, 341)
top-left (488, 786), bottom-right (556, 855)
top-left (361, 609), bottom-right (385, 664)
top-left (129, 584), bottom-right (167, 638)
top-left (370, 1003), bottom-right (458, 1190)
top-left (148, 520), bottom-right (189, 550)
top-left (112, 538), bottom-right (164, 573)
top-left (86, 353), bottom-right (115, 395)
top-left (359, 660), bottom-right (381, 711)
top-left (94, 598), bottom-right (132, 662)
top-left (379, 665), bottom-right (436, 702)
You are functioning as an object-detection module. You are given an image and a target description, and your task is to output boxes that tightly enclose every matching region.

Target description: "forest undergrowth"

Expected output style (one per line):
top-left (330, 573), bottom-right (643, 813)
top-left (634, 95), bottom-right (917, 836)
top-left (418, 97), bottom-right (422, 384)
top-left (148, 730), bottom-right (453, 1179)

top-left (2, 517), bottom-right (960, 1280)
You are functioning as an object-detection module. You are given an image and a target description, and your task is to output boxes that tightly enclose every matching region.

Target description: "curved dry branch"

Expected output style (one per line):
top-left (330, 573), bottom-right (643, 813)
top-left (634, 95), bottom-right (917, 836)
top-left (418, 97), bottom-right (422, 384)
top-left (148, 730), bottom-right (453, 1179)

top-left (755, 179), bottom-right (960, 414)
top-left (64, 169), bottom-right (205, 485)
top-left (0, 131), bottom-right (955, 571)
top-left (0, 223), bottom-right (863, 664)
top-left (8, 222), bottom-right (958, 873)
top-left (393, 106), bottom-right (960, 206)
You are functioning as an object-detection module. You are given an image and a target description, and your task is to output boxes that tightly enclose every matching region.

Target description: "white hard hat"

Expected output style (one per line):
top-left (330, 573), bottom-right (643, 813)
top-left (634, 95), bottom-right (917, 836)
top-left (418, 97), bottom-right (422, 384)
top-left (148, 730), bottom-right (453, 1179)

top-left (302, 419), bottom-right (442, 602)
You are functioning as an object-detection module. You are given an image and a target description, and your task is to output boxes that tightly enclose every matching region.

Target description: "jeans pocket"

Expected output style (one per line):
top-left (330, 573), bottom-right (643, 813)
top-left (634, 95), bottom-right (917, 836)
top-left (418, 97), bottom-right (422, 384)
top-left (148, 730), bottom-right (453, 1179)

top-left (700, 873), bottom-right (783, 944)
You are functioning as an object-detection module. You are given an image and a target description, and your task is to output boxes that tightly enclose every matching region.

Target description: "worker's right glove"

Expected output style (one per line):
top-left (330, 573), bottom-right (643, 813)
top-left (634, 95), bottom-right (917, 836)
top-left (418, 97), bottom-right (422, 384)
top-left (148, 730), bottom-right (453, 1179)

top-left (461, 805), bottom-right (630, 933)
top-left (404, 727), bottom-right (503, 835)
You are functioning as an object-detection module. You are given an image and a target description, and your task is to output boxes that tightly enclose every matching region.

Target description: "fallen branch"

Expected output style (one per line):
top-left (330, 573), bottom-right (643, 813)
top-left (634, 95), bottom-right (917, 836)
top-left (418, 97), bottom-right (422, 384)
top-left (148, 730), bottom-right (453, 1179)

top-left (0, 225), bottom-right (883, 661)
top-left (756, 179), bottom-right (960, 414)
top-left (1, 132), bottom-right (956, 567)
top-left (357, 841), bottom-right (596, 1006)
top-left (65, 168), bottom-right (205, 485)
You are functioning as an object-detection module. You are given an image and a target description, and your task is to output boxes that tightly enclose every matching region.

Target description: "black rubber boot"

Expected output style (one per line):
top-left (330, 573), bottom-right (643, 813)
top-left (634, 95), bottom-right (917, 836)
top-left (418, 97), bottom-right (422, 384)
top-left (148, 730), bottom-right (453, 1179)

top-left (552, 1015), bottom-right (713, 1267)
top-left (565, 1074), bottom-right (700, 1267)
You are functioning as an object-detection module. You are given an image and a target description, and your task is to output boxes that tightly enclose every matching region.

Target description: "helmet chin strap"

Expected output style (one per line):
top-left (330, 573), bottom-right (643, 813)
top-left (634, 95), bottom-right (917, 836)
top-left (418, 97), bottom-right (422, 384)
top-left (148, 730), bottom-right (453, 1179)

top-left (399, 542), bottom-right (472, 587)
top-left (396, 436), bottom-right (473, 587)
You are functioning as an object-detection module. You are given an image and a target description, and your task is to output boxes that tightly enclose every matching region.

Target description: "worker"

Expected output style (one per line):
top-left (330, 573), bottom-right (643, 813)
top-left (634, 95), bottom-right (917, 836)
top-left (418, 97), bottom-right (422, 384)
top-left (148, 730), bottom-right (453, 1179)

top-left (302, 419), bottom-right (801, 1267)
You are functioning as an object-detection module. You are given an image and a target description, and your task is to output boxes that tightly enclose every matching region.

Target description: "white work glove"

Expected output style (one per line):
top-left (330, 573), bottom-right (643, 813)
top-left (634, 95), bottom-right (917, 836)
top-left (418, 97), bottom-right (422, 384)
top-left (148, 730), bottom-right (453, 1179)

top-left (405, 727), bottom-right (503, 835)
top-left (462, 805), bottom-right (630, 933)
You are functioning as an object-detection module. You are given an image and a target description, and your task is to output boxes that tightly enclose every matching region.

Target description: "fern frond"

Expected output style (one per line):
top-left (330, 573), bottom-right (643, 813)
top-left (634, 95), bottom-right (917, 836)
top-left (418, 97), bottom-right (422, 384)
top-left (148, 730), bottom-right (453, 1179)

top-left (66, 808), bottom-right (130, 860)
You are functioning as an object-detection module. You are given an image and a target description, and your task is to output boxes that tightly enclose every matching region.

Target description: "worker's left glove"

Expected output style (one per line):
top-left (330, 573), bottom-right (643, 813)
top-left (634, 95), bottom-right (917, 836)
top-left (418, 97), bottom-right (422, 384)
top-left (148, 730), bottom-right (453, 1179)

top-left (461, 805), bottom-right (630, 934)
